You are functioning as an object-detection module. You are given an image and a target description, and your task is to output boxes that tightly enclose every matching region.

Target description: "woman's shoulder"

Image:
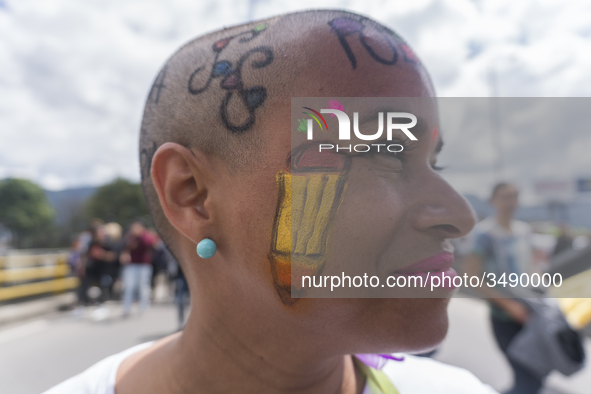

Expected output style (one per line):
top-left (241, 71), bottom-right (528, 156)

top-left (42, 342), bottom-right (154, 394)
top-left (383, 355), bottom-right (498, 394)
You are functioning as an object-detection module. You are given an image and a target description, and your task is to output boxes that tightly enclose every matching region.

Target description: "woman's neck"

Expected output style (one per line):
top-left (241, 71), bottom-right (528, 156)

top-left (116, 304), bottom-right (366, 394)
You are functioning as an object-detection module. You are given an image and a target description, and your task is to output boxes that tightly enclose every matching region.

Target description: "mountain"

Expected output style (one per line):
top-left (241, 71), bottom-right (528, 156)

top-left (44, 187), bottom-right (96, 225)
top-left (40, 189), bottom-right (591, 230)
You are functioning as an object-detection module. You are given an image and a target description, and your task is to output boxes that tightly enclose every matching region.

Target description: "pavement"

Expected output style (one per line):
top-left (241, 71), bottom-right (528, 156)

top-left (0, 301), bottom-right (179, 394)
top-left (0, 293), bottom-right (76, 327)
top-left (0, 295), bottom-right (590, 394)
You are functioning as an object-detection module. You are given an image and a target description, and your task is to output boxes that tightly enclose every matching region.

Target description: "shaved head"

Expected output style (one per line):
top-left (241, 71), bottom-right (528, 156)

top-left (140, 9), bottom-right (432, 251)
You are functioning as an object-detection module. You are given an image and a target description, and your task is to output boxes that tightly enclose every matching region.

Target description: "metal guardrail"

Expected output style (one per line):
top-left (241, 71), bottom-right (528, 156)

top-left (0, 252), bottom-right (80, 302)
top-left (0, 264), bottom-right (70, 282)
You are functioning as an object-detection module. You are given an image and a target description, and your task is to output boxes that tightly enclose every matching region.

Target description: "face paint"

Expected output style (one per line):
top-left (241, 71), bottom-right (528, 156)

top-left (400, 43), bottom-right (419, 64)
top-left (431, 126), bottom-right (438, 142)
top-left (269, 147), bottom-right (350, 304)
top-left (297, 119), bottom-right (308, 132)
top-left (326, 99), bottom-right (345, 117)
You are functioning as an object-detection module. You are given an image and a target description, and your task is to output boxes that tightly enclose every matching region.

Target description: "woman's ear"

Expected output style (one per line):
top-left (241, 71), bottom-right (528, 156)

top-left (151, 142), bottom-right (210, 244)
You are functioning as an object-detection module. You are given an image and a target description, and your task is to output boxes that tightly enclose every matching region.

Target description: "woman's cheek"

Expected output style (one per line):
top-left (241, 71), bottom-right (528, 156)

top-left (323, 167), bottom-right (406, 278)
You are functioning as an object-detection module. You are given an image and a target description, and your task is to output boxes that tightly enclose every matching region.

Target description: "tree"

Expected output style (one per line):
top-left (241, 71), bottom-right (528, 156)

top-left (0, 178), bottom-right (55, 248)
top-left (86, 178), bottom-right (149, 230)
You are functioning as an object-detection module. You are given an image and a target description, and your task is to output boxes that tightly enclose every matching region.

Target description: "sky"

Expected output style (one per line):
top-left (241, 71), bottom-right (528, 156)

top-left (1, 0), bottom-right (591, 205)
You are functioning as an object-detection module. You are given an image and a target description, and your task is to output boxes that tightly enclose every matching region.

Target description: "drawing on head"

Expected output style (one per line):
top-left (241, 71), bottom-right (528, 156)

top-left (187, 23), bottom-right (274, 133)
top-left (328, 16), bottom-right (419, 70)
top-left (269, 147), bottom-right (351, 304)
top-left (399, 43), bottom-right (419, 64)
top-left (149, 66), bottom-right (168, 104)
top-left (144, 14), bottom-right (422, 305)
top-left (139, 140), bottom-right (157, 179)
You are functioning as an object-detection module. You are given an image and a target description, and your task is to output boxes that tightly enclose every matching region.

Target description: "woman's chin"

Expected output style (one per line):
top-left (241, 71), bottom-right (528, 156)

top-left (355, 297), bottom-right (451, 355)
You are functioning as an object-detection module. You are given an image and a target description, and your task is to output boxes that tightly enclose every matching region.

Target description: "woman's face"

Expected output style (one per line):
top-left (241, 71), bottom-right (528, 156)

top-left (285, 99), bottom-right (469, 295)
top-left (206, 66), bottom-right (476, 356)
top-left (210, 108), bottom-right (476, 357)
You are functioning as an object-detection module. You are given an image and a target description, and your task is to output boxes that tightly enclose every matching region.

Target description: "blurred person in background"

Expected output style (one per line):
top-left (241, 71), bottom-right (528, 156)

top-left (121, 220), bottom-right (158, 316)
top-left (552, 223), bottom-right (574, 257)
top-left (465, 183), bottom-right (541, 394)
top-left (67, 237), bottom-right (84, 280)
top-left (173, 253), bottom-right (189, 330)
top-left (73, 221), bottom-right (104, 308)
top-left (149, 236), bottom-right (168, 291)
top-left (83, 224), bottom-right (118, 306)
top-left (161, 244), bottom-right (189, 329)
top-left (68, 235), bottom-right (87, 317)
top-left (102, 222), bottom-right (124, 300)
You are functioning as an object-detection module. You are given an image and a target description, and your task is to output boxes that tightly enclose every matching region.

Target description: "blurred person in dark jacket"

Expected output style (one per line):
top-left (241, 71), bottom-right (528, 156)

top-left (121, 221), bottom-right (158, 316)
top-left (552, 223), bottom-right (574, 257)
top-left (81, 224), bottom-right (118, 305)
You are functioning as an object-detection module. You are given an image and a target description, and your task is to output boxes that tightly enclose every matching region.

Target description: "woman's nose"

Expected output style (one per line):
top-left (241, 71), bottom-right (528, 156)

top-left (411, 175), bottom-right (477, 240)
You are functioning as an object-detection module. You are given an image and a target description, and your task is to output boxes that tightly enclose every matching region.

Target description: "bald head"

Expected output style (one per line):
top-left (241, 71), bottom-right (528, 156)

top-left (140, 9), bottom-right (432, 249)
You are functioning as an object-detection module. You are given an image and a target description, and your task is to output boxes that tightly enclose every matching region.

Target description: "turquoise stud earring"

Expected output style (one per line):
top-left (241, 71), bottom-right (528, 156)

top-left (196, 238), bottom-right (217, 259)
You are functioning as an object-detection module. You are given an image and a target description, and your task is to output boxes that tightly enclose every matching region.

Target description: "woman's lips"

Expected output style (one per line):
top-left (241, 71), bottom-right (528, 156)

top-left (390, 252), bottom-right (458, 289)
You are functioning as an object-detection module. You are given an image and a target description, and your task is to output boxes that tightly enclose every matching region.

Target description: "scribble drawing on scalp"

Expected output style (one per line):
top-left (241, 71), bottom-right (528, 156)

top-left (328, 16), bottom-right (419, 69)
top-left (139, 140), bottom-right (157, 179)
top-left (148, 66), bottom-right (168, 104)
top-left (269, 147), bottom-right (350, 304)
top-left (187, 23), bottom-right (274, 133)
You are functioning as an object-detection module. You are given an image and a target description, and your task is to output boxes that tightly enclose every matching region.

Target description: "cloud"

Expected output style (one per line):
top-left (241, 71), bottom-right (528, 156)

top-left (437, 98), bottom-right (591, 205)
top-left (0, 0), bottom-right (590, 204)
top-left (0, 0), bottom-right (250, 190)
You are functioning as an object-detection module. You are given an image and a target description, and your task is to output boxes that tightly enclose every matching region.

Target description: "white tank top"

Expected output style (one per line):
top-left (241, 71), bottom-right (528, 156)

top-left (43, 342), bottom-right (497, 394)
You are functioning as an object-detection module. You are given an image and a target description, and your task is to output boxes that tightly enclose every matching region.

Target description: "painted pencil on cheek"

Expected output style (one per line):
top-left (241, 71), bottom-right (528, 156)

top-left (269, 148), bottom-right (350, 301)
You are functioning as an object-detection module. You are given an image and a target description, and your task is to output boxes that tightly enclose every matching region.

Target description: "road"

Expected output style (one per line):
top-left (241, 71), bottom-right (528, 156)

top-left (0, 302), bottom-right (178, 394)
top-left (0, 297), bottom-right (590, 394)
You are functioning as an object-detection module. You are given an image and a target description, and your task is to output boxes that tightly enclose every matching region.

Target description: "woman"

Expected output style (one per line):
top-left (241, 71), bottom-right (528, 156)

top-left (78, 224), bottom-right (117, 306)
top-left (46, 10), bottom-right (494, 394)
top-left (466, 183), bottom-right (541, 394)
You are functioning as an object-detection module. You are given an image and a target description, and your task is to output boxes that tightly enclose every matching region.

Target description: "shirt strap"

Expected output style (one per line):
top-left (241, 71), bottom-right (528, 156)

top-left (353, 357), bottom-right (400, 394)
